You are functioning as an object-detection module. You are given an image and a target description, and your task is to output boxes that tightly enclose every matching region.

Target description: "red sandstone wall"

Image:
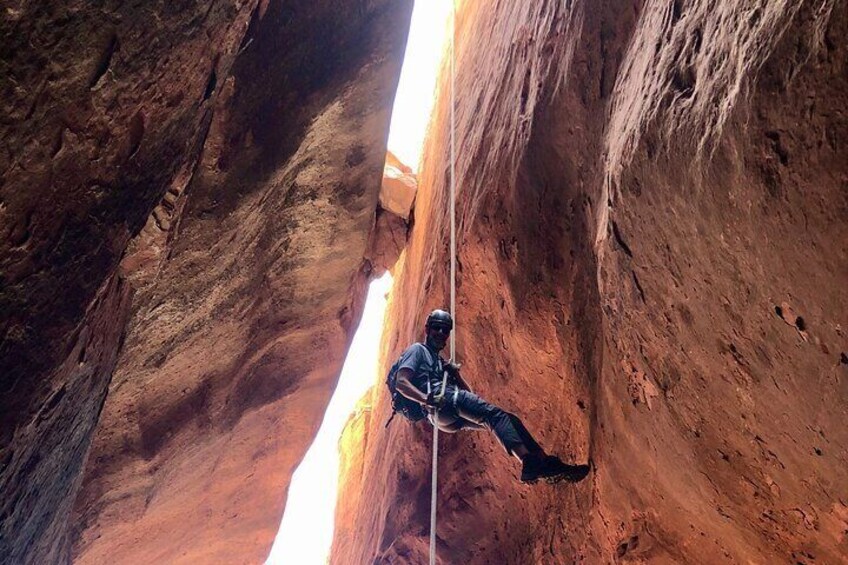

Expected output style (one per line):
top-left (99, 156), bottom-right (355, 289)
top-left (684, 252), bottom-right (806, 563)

top-left (0, 2), bottom-right (261, 560)
top-left (332, 1), bottom-right (847, 563)
top-left (1, 1), bottom-right (412, 562)
top-left (70, 1), bottom-right (413, 563)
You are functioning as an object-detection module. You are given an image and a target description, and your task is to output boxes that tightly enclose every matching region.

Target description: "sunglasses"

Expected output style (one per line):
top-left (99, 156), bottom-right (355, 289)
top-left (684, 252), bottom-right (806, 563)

top-left (428, 325), bottom-right (451, 335)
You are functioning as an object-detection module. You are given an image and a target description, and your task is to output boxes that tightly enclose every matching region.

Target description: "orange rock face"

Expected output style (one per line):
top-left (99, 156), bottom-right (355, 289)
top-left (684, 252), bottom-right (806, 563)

top-left (1, 1), bottom-right (260, 561)
top-left (381, 151), bottom-right (418, 220)
top-left (332, 1), bottom-right (847, 563)
top-left (1, 0), bottom-right (412, 563)
top-left (369, 152), bottom-right (417, 277)
top-left (69, 2), bottom-right (413, 564)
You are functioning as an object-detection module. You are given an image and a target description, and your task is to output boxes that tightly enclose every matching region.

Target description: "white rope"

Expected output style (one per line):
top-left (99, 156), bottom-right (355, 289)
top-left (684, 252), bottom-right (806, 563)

top-left (448, 1), bottom-right (457, 364)
top-left (430, 2), bottom-right (457, 564)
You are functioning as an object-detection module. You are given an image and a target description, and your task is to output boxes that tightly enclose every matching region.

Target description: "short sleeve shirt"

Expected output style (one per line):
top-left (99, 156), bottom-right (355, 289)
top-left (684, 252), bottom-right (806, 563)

top-left (397, 342), bottom-right (444, 392)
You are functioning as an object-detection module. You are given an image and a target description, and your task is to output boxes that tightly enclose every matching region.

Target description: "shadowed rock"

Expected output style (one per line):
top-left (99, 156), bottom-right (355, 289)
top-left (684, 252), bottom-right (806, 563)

top-left (0, 0), bottom-right (413, 562)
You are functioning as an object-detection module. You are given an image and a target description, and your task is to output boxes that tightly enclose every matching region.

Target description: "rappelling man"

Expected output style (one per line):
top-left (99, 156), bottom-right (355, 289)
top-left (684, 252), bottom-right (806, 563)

top-left (389, 308), bottom-right (590, 484)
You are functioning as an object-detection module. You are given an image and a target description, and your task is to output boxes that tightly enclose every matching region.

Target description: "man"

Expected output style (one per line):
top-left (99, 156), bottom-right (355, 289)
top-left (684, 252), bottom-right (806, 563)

top-left (394, 308), bottom-right (590, 484)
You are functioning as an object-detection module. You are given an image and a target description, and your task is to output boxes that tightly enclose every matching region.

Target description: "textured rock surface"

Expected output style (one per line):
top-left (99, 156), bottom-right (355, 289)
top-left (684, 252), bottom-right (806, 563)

top-left (381, 151), bottom-right (417, 219)
top-left (332, 1), bottom-right (847, 563)
top-left (0, 1), bottom-right (259, 561)
top-left (69, 1), bottom-right (412, 564)
top-left (370, 152), bottom-right (416, 277)
top-left (0, 274), bottom-right (130, 564)
top-left (1, 0), bottom-right (412, 562)
top-left (367, 208), bottom-right (409, 279)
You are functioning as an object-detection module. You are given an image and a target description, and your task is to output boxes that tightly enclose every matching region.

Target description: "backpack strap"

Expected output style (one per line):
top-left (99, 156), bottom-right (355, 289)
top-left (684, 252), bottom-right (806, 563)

top-left (384, 353), bottom-right (406, 428)
top-left (384, 410), bottom-right (397, 428)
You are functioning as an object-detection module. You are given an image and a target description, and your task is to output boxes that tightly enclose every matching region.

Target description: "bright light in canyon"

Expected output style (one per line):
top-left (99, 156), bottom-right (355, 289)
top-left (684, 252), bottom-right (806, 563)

top-left (267, 3), bottom-right (450, 562)
top-left (387, 0), bottom-right (452, 172)
top-left (266, 273), bottom-right (392, 564)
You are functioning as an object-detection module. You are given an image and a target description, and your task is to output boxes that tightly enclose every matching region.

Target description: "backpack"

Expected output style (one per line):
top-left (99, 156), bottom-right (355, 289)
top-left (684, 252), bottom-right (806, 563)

top-left (384, 355), bottom-right (428, 427)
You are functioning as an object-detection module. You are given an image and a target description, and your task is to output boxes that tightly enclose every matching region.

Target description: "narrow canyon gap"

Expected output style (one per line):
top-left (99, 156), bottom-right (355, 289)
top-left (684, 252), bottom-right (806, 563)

top-left (268, 273), bottom-right (393, 564)
top-left (270, 0), bottom-right (449, 559)
top-left (1, 0), bottom-right (846, 564)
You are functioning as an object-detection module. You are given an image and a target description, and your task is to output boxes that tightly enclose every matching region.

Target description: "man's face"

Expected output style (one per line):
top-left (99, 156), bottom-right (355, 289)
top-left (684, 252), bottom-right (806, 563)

top-left (425, 323), bottom-right (451, 351)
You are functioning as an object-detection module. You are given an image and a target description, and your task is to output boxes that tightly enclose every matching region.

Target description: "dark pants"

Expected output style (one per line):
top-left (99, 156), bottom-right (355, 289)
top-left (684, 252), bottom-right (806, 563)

top-left (427, 385), bottom-right (542, 457)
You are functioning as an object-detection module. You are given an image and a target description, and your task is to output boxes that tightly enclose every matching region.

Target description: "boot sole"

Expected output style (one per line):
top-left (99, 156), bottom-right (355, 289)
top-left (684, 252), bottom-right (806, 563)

top-left (521, 472), bottom-right (575, 484)
top-left (521, 474), bottom-right (578, 485)
top-left (545, 470), bottom-right (590, 484)
top-left (522, 465), bottom-right (591, 484)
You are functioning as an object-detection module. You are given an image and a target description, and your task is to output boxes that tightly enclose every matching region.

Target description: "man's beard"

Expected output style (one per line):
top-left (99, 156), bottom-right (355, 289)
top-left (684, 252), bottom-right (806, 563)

top-left (426, 335), bottom-right (447, 350)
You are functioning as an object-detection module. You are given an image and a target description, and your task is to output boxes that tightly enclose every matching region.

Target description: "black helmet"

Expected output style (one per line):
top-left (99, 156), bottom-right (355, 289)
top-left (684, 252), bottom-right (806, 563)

top-left (425, 309), bottom-right (453, 330)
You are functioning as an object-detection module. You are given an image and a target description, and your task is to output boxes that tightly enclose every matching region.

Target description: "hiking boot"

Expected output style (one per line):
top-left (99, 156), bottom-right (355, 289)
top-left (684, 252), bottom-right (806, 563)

top-left (520, 455), bottom-right (590, 484)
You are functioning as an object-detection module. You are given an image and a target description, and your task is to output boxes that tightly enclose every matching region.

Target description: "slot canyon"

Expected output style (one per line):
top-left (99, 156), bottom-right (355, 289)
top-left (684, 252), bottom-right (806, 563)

top-left (1, 1), bottom-right (845, 564)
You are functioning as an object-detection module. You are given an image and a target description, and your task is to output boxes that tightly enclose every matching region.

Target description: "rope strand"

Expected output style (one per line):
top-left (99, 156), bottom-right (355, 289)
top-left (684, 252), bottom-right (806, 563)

top-left (449, 1), bottom-right (457, 363)
top-left (430, 2), bottom-right (457, 564)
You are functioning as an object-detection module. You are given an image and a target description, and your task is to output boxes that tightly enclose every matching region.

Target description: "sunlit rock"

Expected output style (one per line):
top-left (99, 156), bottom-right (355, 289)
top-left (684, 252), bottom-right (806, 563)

top-left (331, 1), bottom-right (848, 564)
top-left (380, 151), bottom-right (417, 220)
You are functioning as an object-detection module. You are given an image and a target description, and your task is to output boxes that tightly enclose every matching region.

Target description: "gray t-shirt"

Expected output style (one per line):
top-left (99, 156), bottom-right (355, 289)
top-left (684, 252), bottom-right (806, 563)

top-left (397, 342), bottom-right (444, 392)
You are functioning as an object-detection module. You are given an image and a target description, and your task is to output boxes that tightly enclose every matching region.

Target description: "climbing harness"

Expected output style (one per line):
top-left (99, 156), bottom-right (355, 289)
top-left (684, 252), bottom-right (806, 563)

top-left (429, 2), bottom-right (457, 563)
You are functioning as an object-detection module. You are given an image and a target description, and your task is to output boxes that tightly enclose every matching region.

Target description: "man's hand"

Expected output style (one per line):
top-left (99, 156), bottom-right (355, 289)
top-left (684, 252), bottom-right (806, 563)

top-left (445, 361), bottom-right (461, 377)
top-left (426, 389), bottom-right (448, 409)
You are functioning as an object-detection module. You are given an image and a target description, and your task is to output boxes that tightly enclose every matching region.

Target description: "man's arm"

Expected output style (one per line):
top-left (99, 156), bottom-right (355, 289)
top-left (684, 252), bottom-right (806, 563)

top-left (395, 367), bottom-right (429, 405)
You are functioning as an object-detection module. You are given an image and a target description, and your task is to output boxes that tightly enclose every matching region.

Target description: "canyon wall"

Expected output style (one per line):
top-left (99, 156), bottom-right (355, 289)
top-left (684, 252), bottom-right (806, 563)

top-left (1, 2), bottom-right (260, 561)
top-left (332, 1), bottom-right (847, 563)
top-left (1, 0), bottom-right (412, 562)
top-left (69, 1), bottom-right (413, 563)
